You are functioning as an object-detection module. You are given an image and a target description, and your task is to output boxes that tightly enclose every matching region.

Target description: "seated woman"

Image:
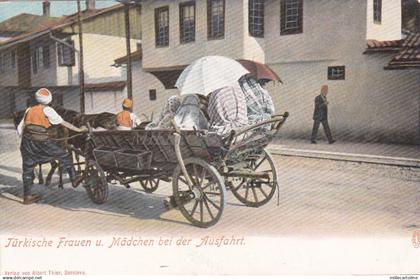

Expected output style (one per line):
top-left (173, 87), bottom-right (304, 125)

top-left (239, 76), bottom-right (275, 124)
top-left (207, 85), bottom-right (248, 136)
top-left (146, 96), bottom-right (181, 130)
top-left (174, 94), bottom-right (209, 130)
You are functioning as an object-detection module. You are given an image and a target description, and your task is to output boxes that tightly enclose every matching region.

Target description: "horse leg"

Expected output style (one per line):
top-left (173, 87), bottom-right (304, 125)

top-left (75, 152), bottom-right (81, 172)
top-left (58, 165), bottom-right (63, 189)
top-left (38, 164), bottom-right (44, 185)
top-left (45, 161), bottom-right (58, 186)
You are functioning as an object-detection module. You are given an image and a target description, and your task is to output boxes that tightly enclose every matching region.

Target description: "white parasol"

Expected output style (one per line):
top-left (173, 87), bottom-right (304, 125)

top-left (175, 56), bottom-right (249, 96)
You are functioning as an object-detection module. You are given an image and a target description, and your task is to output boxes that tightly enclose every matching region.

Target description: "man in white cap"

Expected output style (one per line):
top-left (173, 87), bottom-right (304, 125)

top-left (17, 88), bottom-right (88, 204)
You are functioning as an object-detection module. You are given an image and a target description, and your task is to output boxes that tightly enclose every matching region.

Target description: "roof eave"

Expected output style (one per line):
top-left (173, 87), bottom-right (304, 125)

top-left (0, 29), bottom-right (51, 51)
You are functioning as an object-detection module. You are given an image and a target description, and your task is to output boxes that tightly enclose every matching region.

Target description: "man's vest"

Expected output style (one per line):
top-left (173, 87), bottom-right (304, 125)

top-left (116, 110), bottom-right (132, 128)
top-left (25, 104), bottom-right (51, 128)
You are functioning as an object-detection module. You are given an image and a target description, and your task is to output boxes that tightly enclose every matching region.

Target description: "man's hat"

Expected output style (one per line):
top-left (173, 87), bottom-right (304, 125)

top-left (35, 88), bottom-right (52, 105)
top-left (122, 98), bottom-right (133, 109)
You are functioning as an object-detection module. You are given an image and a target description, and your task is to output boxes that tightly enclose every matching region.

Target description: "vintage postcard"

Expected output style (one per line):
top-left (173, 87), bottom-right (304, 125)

top-left (0, 0), bottom-right (419, 278)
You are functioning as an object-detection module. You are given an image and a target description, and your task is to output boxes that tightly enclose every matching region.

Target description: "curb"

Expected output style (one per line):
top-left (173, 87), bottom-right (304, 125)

top-left (267, 145), bottom-right (420, 168)
top-left (0, 122), bottom-right (14, 129)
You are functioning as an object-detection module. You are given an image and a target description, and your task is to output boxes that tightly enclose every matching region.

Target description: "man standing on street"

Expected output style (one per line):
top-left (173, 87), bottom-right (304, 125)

top-left (310, 85), bottom-right (335, 144)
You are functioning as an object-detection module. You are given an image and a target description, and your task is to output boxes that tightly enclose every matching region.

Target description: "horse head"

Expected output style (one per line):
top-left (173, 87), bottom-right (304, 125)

top-left (96, 112), bottom-right (117, 130)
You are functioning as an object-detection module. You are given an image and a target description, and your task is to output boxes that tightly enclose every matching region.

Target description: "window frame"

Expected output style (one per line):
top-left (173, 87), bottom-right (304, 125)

top-left (207, 0), bottom-right (225, 40)
top-left (248, 0), bottom-right (265, 38)
top-left (154, 6), bottom-right (170, 47)
top-left (327, 66), bottom-right (345, 80)
top-left (32, 46), bottom-right (44, 74)
top-left (57, 39), bottom-right (76, 67)
top-left (42, 45), bottom-right (50, 69)
top-left (373, 0), bottom-right (382, 23)
top-left (11, 50), bottom-right (16, 69)
top-left (31, 50), bottom-right (37, 74)
top-left (280, 0), bottom-right (303, 36)
top-left (179, 1), bottom-right (196, 44)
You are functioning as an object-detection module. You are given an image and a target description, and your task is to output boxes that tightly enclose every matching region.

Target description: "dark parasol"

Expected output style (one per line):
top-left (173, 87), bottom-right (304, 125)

top-left (237, 59), bottom-right (282, 83)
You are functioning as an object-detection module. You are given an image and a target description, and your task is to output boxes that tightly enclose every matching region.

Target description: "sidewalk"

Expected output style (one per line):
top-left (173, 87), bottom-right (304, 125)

top-left (0, 120), bottom-right (419, 168)
top-left (0, 118), bottom-right (14, 128)
top-left (268, 138), bottom-right (420, 168)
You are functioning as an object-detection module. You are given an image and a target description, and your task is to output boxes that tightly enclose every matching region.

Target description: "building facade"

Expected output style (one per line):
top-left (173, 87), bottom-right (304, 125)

top-left (0, 2), bottom-right (141, 116)
top-left (127, 0), bottom-right (419, 144)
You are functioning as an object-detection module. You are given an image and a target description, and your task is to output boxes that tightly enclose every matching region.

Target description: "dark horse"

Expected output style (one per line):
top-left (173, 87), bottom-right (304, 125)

top-left (12, 106), bottom-right (117, 188)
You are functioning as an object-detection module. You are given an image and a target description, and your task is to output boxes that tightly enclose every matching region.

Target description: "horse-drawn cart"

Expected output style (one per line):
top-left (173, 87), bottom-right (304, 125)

top-left (75, 113), bottom-right (288, 228)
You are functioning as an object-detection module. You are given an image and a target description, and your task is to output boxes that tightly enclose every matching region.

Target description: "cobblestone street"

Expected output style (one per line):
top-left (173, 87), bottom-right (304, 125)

top-left (1, 148), bottom-right (419, 238)
top-left (1, 125), bottom-right (419, 274)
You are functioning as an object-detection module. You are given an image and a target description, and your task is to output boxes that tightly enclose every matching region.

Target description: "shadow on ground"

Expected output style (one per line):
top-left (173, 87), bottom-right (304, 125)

top-left (0, 178), bottom-right (191, 227)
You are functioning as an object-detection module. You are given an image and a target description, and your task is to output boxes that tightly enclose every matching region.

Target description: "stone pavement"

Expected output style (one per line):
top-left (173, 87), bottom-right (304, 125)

top-left (0, 121), bottom-right (19, 153)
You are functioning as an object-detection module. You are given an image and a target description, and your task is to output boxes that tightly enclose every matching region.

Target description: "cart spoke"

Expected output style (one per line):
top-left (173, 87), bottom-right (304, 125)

top-left (253, 156), bottom-right (266, 170)
top-left (199, 199), bottom-right (204, 223)
top-left (251, 185), bottom-right (259, 203)
top-left (192, 164), bottom-right (200, 185)
top-left (203, 191), bottom-right (221, 196)
top-left (204, 193), bottom-right (220, 210)
top-left (245, 185), bottom-right (250, 200)
top-left (259, 186), bottom-right (269, 198)
top-left (199, 168), bottom-right (206, 187)
top-left (178, 176), bottom-right (189, 186)
top-left (202, 181), bottom-right (215, 190)
top-left (232, 179), bottom-right (245, 192)
top-left (189, 199), bottom-right (199, 217)
top-left (203, 197), bottom-right (214, 220)
top-left (258, 179), bottom-right (274, 188)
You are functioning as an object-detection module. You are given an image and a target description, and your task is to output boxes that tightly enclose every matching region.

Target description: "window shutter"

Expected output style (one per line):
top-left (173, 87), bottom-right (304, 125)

top-left (298, 0), bottom-right (303, 33)
top-left (69, 40), bottom-right (75, 66)
top-left (57, 43), bottom-right (63, 65)
top-left (32, 50), bottom-right (38, 74)
top-left (280, 0), bottom-right (286, 35)
top-left (58, 40), bottom-right (75, 66)
top-left (43, 45), bottom-right (50, 68)
top-left (11, 51), bottom-right (16, 69)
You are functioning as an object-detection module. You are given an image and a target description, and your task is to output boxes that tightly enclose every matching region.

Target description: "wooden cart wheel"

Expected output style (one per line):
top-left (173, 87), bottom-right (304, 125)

top-left (227, 149), bottom-right (277, 207)
top-left (172, 158), bottom-right (226, 228)
top-left (140, 179), bottom-right (159, 193)
top-left (83, 160), bottom-right (109, 204)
